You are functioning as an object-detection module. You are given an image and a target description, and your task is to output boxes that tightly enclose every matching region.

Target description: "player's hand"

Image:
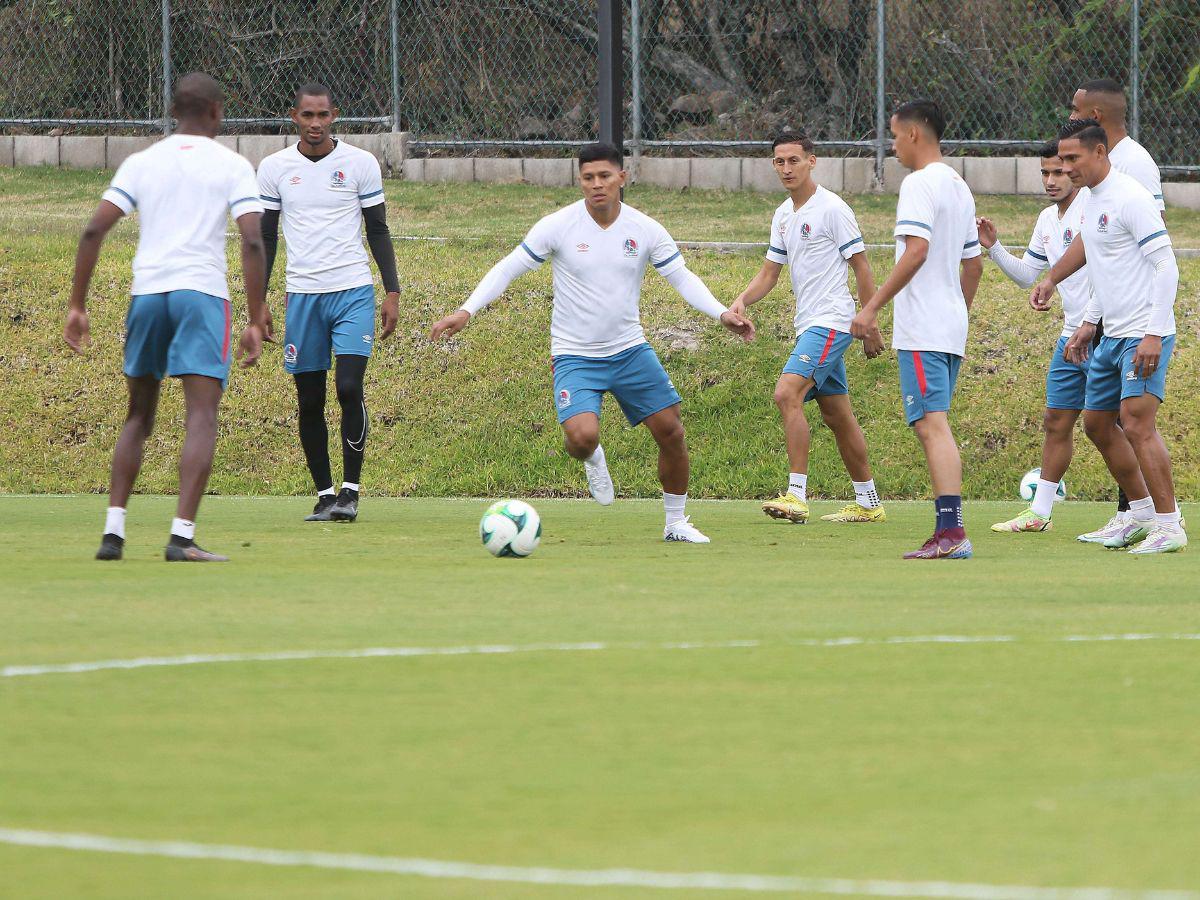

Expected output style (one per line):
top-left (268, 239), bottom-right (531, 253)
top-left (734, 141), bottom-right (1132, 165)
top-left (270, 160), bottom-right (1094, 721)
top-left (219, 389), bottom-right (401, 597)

top-left (237, 323), bottom-right (264, 368)
top-left (861, 328), bottom-right (885, 359)
top-left (728, 298), bottom-right (747, 319)
top-left (975, 217), bottom-right (997, 249)
top-left (262, 307), bottom-right (276, 343)
top-left (1030, 278), bottom-right (1055, 312)
top-left (1132, 335), bottom-right (1163, 380)
top-left (850, 309), bottom-right (877, 341)
top-left (720, 308), bottom-right (755, 342)
top-left (380, 292), bottom-right (400, 340)
top-left (430, 309), bottom-right (470, 341)
top-left (63, 309), bottom-right (91, 355)
top-left (1063, 323), bottom-right (1095, 365)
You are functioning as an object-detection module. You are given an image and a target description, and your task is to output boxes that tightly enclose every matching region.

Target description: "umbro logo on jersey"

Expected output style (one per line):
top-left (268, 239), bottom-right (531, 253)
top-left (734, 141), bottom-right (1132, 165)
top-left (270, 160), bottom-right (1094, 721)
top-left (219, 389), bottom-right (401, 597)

top-left (289, 175), bottom-right (302, 185)
top-left (800, 223), bottom-right (812, 240)
top-left (330, 170), bottom-right (346, 187)
top-left (1098, 213), bottom-right (1109, 233)
top-left (576, 243), bottom-right (590, 253)
top-left (623, 238), bottom-right (639, 257)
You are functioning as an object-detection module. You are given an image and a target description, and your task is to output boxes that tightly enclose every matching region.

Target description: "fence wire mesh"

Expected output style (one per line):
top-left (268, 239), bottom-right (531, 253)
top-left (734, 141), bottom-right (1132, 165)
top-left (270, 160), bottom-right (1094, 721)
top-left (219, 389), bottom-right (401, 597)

top-left (1, 0), bottom-right (1197, 170)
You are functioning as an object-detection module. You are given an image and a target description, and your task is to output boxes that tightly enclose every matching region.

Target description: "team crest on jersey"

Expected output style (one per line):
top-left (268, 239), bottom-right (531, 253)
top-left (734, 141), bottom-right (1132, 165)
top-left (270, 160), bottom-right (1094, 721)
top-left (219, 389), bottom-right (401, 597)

top-left (623, 238), bottom-right (639, 257)
top-left (330, 170), bottom-right (346, 188)
top-left (800, 222), bottom-right (812, 240)
top-left (1097, 213), bottom-right (1109, 233)
top-left (1063, 227), bottom-right (1073, 246)
top-left (557, 389), bottom-right (571, 408)
top-left (576, 243), bottom-right (590, 253)
top-left (284, 343), bottom-right (298, 365)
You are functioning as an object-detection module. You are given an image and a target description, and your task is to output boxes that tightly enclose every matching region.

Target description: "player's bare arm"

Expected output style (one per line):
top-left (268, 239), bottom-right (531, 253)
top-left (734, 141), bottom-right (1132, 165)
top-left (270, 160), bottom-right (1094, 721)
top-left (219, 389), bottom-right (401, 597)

top-left (729, 260), bottom-right (782, 317)
top-left (234, 211), bottom-right (267, 368)
top-left (64, 200), bottom-right (125, 354)
top-left (960, 255), bottom-right (983, 310)
top-left (851, 235), bottom-right (928, 339)
top-left (847, 251), bottom-right (884, 357)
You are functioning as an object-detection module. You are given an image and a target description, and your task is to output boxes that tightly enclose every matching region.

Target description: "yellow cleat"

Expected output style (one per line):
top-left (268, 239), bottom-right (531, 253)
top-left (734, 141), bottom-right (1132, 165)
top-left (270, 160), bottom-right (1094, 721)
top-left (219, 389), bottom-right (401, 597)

top-left (762, 493), bottom-right (809, 524)
top-left (820, 502), bottom-right (887, 523)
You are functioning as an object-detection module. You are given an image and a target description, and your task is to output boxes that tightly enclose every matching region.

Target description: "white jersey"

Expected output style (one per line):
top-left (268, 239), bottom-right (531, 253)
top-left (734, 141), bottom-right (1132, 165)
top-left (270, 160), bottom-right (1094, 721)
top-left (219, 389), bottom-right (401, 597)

top-left (103, 134), bottom-right (262, 299)
top-left (1109, 136), bottom-right (1165, 212)
top-left (892, 162), bottom-right (981, 356)
top-left (1025, 190), bottom-right (1092, 338)
top-left (765, 185), bottom-right (865, 335)
top-left (1079, 169), bottom-right (1173, 339)
top-left (518, 200), bottom-right (687, 357)
top-left (257, 140), bottom-right (385, 294)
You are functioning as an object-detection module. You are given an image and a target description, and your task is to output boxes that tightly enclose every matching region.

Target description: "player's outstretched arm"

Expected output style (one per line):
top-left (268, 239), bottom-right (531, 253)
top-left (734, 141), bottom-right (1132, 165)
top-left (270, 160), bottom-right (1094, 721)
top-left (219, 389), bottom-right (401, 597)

top-left (363, 204), bottom-right (401, 340)
top-left (430, 244), bottom-right (543, 340)
top-left (64, 200), bottom-right (124, 354)
top-left (1031, 233), bottom-right (1086, 311)
top-left (729, 260), bottom-right (782, 317)
top-left (235, 211), bottom-right (268, 369)
top-left (852, 236), bottom-right (928, 340)
top-left (978, 218), bottom-right (1046, 291)
top-left (662, 264), bottom-right (754, 342)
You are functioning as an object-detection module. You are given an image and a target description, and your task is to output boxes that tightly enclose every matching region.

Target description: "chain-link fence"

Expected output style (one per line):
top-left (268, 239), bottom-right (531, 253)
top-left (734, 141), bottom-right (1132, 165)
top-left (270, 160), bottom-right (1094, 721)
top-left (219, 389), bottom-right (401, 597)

top-left (2, 0), bottom-right (1198, 173)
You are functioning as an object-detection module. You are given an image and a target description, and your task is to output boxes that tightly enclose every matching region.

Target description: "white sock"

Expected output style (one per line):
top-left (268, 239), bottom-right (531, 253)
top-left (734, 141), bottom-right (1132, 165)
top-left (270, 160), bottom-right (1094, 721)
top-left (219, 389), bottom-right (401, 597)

top-left (341, 482), bottom-right (360, 492)
top-left (852, 479), bottom-right (879, 509)
top-left (1030, 479), bottom-right (1059, 518)
top-left (317, 487), bottom-right (336, 497)
top-left (170, 517), bottom-right (195, 541)
top-left (664, 491), bottom-right (687, 527)
top-left (1156, 509), bottom-right (1182, 532)
top-left (585, 445), bottom-right (605, 466)
top-left (104, 506), bottom-right (126, 539)
top-left (1128, 496), bottom-right (1155, 523)
top-left (787, 473), bottom-right (807, 502)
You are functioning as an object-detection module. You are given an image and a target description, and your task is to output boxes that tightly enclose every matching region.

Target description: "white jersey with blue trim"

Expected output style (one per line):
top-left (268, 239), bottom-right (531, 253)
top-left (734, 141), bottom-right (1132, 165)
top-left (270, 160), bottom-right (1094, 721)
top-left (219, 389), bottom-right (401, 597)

top-left (1108, 135), bottom-right (1165, 212)
top-left (102, 134), bottom-right (262, 300)
top-left (1079, 169), bottom-right (1173, 339)
top-left (519, 200), bottom-right (687, 358)
top-left (765, 185), bottom-right (865, 336)
top-left (892, 161), bottom-right (981, 356)
top-left (256, 140), bottom-right (385, 294)
top-left (1026, 189), bottom-right (1091, 338)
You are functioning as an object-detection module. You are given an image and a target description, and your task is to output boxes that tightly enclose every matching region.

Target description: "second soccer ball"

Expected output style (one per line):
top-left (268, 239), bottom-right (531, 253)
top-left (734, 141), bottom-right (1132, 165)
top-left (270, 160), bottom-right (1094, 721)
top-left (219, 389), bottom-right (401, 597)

top-left (1019, 469), bottom-right (1067, 503)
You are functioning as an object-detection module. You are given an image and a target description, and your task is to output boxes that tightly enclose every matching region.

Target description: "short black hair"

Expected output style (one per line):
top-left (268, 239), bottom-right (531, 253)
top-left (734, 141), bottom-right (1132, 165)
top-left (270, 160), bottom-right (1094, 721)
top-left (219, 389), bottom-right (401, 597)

top-left (295, 83), bottom-right (334, 107)
top-left (1079, 78), bottom-right (1124, 98)
top-left (1038, 139), bottom-right (1060, 159)
top-left (772, 131), bottom-right (815, 153)
top-left (172, 72), bottom-right (223, 119)
top-left (1058, 117), bottom-right (1107, 150)
top-left (893, 99), bottom-right (945, 140)
top-left (578, 142), bottom-right (623, 169)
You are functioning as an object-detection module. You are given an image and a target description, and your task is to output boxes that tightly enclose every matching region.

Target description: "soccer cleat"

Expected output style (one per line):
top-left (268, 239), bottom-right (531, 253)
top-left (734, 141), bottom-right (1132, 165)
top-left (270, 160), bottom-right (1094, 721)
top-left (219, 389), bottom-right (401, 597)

top-left (583, 446), bottom-right (615, 506)
top-left (1128, 527), bottom-right (1188, 555)
top-left (762, 492), bottom-right (809, 524)
top-left (1076, 514), bottom-right (1130, 544)
top-left (1101, 521), bottom-right (1152, 550)
top-left (664, 516), bottom-right (710, 544)
top-left (95, 533), bottom-right (124, 560)
top-left (903, 530), bottom-right (973, 560)
top-left (329, 488), bottom-right (359, 522)
top-left (990, 508), bottom-right (1052, 533)
top-left (164, 540), bottom-right (229, 562)
top-left (305, 494), bottom-right (338, 522)
top-left (820, 503), bottom-right (886, 524)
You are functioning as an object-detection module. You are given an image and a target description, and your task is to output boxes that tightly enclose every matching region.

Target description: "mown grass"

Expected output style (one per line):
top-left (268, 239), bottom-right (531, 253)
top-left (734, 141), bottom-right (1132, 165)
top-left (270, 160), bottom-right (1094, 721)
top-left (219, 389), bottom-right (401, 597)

top-left (1, 167), bottom-right (1197, 499)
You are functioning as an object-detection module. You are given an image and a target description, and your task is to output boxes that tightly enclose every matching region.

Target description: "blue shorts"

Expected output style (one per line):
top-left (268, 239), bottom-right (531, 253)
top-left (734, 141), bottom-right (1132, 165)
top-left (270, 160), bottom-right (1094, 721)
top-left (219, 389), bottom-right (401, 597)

top-left (782, 327), bottom-right (852, 401)
top-left (1046, 335), bottom-right (1088, 411)
top-left (1085, 334), bottom-right (1174, 412)
top-left (898, 350), bottom-right (961, 425)
top-left (552, 343), bottom-right (681, 426)
top-left (124, 290), bottom-right (232, 389)
top-left (283, 285), bottom-right (375, 374)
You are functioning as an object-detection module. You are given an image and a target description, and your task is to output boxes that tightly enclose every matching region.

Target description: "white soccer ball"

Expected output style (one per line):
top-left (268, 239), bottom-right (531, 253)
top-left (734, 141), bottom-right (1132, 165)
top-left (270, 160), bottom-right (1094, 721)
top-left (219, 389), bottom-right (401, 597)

top-left (1019, 468), bottom-right (1067, 503)
top-left (479, 500), bottom-right (542, 558)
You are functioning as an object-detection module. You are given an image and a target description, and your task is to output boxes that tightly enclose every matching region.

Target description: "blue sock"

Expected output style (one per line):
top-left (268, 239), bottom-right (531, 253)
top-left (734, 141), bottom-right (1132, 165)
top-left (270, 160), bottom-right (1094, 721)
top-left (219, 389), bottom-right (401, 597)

top-left (936, 495), bottom-right (963, 532)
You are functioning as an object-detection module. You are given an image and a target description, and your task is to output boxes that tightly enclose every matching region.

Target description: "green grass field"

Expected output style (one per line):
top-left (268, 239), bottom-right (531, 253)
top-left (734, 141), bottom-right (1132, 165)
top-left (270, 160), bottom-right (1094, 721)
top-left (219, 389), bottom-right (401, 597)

top-left (2, 495), bottom-right (1198, 897)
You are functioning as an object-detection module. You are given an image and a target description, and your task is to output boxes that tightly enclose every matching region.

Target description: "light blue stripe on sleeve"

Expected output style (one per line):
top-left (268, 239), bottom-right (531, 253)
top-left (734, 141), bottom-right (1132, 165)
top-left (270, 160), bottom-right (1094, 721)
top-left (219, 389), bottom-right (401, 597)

top-left (520, 242), bottom-right (545, 263)
top-left (652, 250), bottom-right (682, 269)
top-left (963, 239), bottom-right (980, 250)
top-left (230, 196), bottom-right (259, 207)
top-left (1026, 249), bottom-right (1049, 262)
top-left (768, 245), bottom-right (788, 257)
top-left (896, 219), bottom-right (931, 231)
top-left (359, 189), bottom-right (384, 200)
top-left (1137, 229), bottom-right (1168, 247)
top-left (838, 237), bottom-right (865, 253)
top-left (107, 186), bottom-right (136, 208)
top-left (260, 194), bottom-right (282, 203)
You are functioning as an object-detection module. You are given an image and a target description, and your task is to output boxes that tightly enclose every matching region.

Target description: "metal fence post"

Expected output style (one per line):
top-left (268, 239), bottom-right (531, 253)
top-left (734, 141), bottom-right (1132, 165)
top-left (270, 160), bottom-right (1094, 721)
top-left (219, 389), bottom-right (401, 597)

top-left (161, 0), bottom-right (172, 134)
top-left (390, 0), bottom-right (401, 132)
top-left (1129, 0), bottom-right (1140, 141)
top-left (874, 0), bottom-right (885, 188)
top-left (630, 0), bottom-right (641, 172)
top-left (597, 0), bottom-right (624, 151)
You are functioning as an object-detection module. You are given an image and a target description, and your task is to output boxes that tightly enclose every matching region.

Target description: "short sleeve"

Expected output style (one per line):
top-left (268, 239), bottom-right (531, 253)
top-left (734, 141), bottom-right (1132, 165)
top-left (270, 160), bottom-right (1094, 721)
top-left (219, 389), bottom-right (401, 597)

top-left (1136, 157), bottom-right (1165, 212)
top-left (256, 157), bottom-right (281, 211)
top-left (961, 216), bottom-right (981, 260)
top-left (518, 214), bottom-right (556, 266)
top-left (831, 202), bottom-right (866, 260)
top-left (895, 174), bottom-right (935, 240)
top-left (102, 158), bottom-right (138, 214)
top-left (1128, 195), bottom-right (1171, 257)
top-left (766, 208), bottom-right (788, 265)
top-left (649, 222), bottom-right (685, 277)
top-left (357, 154), bottom-right (385, 209)
top-left (228, 157), bottom-right (265, 220)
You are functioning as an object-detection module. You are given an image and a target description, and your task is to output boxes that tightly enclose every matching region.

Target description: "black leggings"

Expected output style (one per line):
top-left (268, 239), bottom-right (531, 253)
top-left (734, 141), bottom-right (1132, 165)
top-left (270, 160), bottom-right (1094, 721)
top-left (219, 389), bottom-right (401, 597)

top-left (294, 355), bottom-right (369, 491)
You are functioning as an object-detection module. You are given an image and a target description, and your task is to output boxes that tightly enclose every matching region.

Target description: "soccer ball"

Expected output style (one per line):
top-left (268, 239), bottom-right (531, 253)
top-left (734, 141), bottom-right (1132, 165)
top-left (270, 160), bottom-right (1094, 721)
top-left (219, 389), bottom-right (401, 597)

top-left (479, 500), bottom-right (542, 558)
top-left (1019, 468), bottom-right (1067, 503)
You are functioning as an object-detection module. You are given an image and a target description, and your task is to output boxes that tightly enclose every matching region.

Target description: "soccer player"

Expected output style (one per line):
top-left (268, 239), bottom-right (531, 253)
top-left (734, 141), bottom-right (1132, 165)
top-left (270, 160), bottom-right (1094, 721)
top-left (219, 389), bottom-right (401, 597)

top-left (429, 143), bottom-right (755, 543)
top-left (851, 100), bottom-right (983, 559)
top-left (258, 83), bottom-right (401, 523)
top-left (63, 72), bottom-right (268, 562)
top-left (981, 140), bottom-right (1091, 533)
top-left (729, 131), bottom-right (886, 525)
top-left (1031, 119), bottom-right (1184, 554)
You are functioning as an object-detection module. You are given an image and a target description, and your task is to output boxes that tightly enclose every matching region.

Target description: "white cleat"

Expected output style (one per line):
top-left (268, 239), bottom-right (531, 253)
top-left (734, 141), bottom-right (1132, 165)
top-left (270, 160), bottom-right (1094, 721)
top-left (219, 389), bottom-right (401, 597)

top-left (1128, 527), bottom-right (1188, 555)
top-left (583, 445), bottom-right (615, 506)
top-left (1076, 514), bottom-right (1129, 544)
top-left (664, 516), bottom-right (710, 544)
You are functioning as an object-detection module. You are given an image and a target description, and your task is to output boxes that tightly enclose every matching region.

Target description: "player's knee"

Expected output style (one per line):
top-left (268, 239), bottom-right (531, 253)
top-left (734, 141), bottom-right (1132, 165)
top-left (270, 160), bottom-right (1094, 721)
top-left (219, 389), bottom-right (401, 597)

top-left (1120, 413), bottom-right (1155, 445)
top-left (335, 376), bottom-right (363, 409)
top-left (1082, 413), bottom-right (1112, 444)
top-left (773, 381), bottom-right (803, 410)
top-left (563, 430), bottom-right (598, 459)
top-left (655, 419), bottom-right (686, 452)
top-left (127, 408), bottom-right (155, 440)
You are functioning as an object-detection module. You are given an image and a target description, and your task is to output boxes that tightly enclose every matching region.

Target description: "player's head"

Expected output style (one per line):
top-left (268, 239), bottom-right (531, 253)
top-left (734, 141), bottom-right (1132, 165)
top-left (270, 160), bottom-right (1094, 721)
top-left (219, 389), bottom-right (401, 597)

top-left (577, 142), bottom-right (626, 209)
top-left (1038, 139), bottom-right (1073, 201)
top-left (291, 83), bottom-right (338, 148)
top-left (171, 72), bottom-right (224, 134)
top-left (1069, 78), bottom-right (1126, 130)
top-left (890, 99), bottom-right (944, 167)
top-left (1055, 118), bottom-right (1109, 188)
top-left (771, 131), bottom-right (816, 190)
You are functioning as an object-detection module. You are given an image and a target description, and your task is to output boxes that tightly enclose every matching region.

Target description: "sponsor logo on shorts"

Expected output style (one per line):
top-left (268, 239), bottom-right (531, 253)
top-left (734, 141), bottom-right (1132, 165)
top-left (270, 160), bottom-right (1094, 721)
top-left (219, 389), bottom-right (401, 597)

top-left (1097, 213), bottom-right (1109, 233)
top-left (1125, 370), bottom-right (1137, 381)
top-left (557, 389), bottom-right (571, 408)
top-left (905, 394), bottom-right (915, 405)
top-left (362, 334), bottom-right (372, 344)
top-left (330, 170), bottom-right (346, 188)
top-left (798, 354), bottom-right (811, 363)
top-left (576, 243), bottom-right (590, 253)
top-left (623, 238), bottom-right (638, 257)
top-left (800, 222), bottom-right (812, 240)
top-left (284, 343), bottom-right (298, 365)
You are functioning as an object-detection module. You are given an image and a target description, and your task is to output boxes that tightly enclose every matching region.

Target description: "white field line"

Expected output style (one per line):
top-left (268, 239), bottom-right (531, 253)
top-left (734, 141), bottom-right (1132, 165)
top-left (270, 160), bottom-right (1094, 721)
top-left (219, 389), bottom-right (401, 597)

top-left (4, 634), bottom-right (1199, 680)
top-left (0, 829), bottom-right (1195, 900)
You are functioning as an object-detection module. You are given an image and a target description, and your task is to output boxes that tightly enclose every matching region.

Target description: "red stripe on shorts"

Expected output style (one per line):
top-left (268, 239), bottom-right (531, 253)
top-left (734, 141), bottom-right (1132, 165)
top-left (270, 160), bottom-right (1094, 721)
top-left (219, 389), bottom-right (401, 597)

top-left (222, 300), bottom-right (232, 363)
top-left (912, 350), bottom-right (927, 396)
top-left (817, 328), bottom-right (836, 365)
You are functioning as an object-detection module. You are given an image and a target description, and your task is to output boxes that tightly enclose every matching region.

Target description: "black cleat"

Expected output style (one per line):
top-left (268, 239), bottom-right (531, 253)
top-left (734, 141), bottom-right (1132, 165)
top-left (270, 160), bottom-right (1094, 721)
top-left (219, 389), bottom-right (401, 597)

top-left (95, 533), bottom-right (125, 561)
top-left (329, 487), bottom-right (359, 522)
top-left (164, 536), bottom-right (229, 562)
top-left (305, 493), bottom-right (338, 522)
